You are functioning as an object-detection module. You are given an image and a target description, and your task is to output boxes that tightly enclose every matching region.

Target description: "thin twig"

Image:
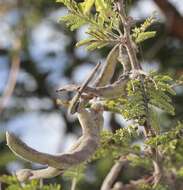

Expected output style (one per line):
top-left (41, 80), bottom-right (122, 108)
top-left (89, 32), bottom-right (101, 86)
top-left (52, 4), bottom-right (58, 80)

top-left (0, 39), bottom-right (21, 114)
top-left (117, 0), bottom-right (140, 70)
top-left (171, 80), bottom-right (183, 88)
top-left (71, 178), bottom-right (77, 190)
top-left (101, 157), bottom-right (128, 190)
top-left (57, 74), bottom-right (129, 100)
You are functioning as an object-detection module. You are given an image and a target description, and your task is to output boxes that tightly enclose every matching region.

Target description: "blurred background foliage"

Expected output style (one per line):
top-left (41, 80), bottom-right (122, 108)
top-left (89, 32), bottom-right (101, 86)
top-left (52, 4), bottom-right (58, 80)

top-left (0, 0), bottom-right (183, 189)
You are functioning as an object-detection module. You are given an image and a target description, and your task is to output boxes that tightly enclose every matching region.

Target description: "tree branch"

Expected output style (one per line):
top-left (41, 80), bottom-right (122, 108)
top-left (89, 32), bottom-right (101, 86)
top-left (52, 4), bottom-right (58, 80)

top-left (153, 0), bottom-right (183, 41)
top-left (101, 157), bottom-right (128, 190)
top-left (116, 1), bottom-right (140, 70)
top-left (116, 1), bottom-right (162, 187)
top-left (0, 39), bottom-right (21, 114)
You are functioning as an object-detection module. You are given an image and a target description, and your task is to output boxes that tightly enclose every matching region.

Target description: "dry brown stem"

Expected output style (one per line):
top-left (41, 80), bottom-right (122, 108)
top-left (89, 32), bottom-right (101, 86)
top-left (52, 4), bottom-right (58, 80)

top-left (0, 39), bottom-right (21, 114)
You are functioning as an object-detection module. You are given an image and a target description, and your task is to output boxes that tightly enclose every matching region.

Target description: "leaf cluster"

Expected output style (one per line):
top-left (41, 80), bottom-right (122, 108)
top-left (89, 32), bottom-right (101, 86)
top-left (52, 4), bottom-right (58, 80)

top-left (104, 73), bottom-right (176, 129)
top-left (63, 164), bottom-right (86, 182)
top-left (132, 14), bottom-right (157, 44)
top-left (137, 182), bottom-right (169, 190)
top-left (57, 0), bottom-right (120, 50)
top-left (127, 154), bottom-right (151, 169)
top-left (146, 122), bottom-right (183, 170)
top-left (104, 79), bottom-right (148, 126)
top-left (147, 73), bottom-right (176, 114)
top-left (92, 126), bottom-right (139, 161)
top-left (0, 175), bottom-right (61, 190)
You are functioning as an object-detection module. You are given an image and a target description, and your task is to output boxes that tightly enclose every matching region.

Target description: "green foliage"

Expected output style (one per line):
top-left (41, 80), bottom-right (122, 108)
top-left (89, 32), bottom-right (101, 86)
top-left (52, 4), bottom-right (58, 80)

top-left (135, 31), bottom-right (156, 44)
top-left (177, 167), bottom-right (183, 178)
top-left (60, 13), bottom-right (87, 31)
top-left (0, 175), bottom-right (61, 190)
top-left (57, 0), bottom-right (158, 51)
top-left (147, 73), bottom-right (176, 115)
top-left (132, 14), bottom-right (156, 43)
top-left (127, 154), bottom-right (151, 169)
top-left (63, 164), bottom-right (86, 182)
top-left (0, 151), bottom-right (17, 167)
top-left (149, 107), bottom-right (160, 133)
top-left (104, 73), bottom-right (176, 129)
top-left (137, 182), bottom-right (169, 190)
top-left (92, 126), bottom-right (139, 161)
top-left (57, 0), bottom-right (120, 50)
top-left (146, 122), bottom-right (183, 159)
top-left (104, 81), bottom-right (147, 125)
top-left (0, 175), bottom-right (18, 185)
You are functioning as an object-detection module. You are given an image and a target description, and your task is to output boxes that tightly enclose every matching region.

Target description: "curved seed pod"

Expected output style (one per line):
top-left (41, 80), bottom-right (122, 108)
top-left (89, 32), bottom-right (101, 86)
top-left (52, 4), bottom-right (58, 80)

top-left (118, 44), bottom-right (131, 73)
top-left (6, 102), bottom-right (103, 181)
top-left (15, 168), bottom-right (62, 182)
top-left (57, 45), bottom-right (120, 94)
top-left (57, 74), bottom-right (129, 99)
top-left (62, 45), bottom-right (120, 114)
top-left (90, 74), bottom-right (129, 98)
top-left (13, 136), bottom-right (85, 181)
top-left (94, 44), bottom-right (119, 86)
top-left (68, 61), bottom-right (101, 114)
top-left (57, 45), bottom-right (131, 101)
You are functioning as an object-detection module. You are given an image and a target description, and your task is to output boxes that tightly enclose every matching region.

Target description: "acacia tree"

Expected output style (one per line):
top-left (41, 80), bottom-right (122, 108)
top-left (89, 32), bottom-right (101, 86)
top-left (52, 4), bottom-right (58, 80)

top-left (2, 0), bottom-right (183, 190)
